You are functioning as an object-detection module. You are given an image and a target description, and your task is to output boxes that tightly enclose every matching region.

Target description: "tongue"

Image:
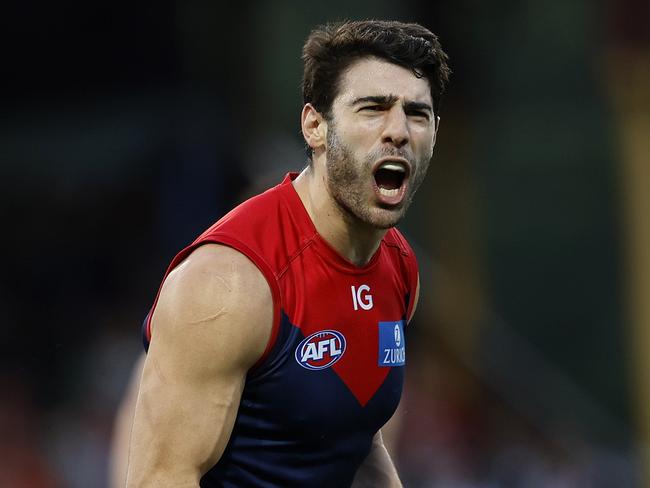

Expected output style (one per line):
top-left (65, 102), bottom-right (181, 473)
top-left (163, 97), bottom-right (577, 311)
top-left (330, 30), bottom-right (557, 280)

top-left (375, 168), bottom-right (403, 190)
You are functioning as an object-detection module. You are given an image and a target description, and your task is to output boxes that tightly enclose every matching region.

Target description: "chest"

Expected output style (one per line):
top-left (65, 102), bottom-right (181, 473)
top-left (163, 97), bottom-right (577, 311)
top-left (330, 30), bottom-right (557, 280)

top-left (242, 249), bottom-right (409, 439)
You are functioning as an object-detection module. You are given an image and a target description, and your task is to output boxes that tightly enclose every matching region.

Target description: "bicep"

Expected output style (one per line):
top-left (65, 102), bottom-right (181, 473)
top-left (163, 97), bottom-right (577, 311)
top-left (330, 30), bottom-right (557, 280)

top-left (127, 245), bottom-right (273, 486)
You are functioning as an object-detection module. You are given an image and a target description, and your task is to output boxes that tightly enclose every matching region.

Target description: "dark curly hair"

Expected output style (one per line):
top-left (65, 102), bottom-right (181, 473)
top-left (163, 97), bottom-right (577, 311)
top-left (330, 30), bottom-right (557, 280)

top-left (302, 20), bottom-right (451, 120)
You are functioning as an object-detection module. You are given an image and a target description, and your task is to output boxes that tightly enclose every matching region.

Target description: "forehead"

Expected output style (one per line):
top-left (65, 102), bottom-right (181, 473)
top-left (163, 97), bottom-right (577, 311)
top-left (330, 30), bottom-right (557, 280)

top-left (335, 57), bottom-right (432, 106)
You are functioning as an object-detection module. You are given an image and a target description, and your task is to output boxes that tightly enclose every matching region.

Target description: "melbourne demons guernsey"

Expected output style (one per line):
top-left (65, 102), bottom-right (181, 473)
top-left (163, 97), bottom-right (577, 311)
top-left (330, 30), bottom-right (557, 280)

top-left (143, 173), bottom-right (419, 487)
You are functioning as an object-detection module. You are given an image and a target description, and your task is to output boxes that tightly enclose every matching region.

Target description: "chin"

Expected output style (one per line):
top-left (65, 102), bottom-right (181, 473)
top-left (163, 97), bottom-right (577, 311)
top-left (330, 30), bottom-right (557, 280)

top-left (336, 194), bottom-right (407, 230)
top-left (364, 208), bottom-right (405, 230)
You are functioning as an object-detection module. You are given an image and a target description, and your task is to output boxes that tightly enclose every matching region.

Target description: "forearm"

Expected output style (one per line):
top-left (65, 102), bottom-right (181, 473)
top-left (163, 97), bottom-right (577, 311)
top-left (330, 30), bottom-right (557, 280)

top-left (351, 431), bottom-right (403, 488)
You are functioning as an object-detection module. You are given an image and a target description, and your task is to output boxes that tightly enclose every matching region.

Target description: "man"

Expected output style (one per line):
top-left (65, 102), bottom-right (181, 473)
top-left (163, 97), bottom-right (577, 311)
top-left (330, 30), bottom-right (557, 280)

top-left (125, 20), bottom-right (450, 487)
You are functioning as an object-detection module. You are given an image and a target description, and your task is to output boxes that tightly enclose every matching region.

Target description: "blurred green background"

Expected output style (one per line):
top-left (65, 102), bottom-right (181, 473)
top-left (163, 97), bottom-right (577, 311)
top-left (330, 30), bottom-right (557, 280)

top-left (1, 1), bottom-right (648, 486)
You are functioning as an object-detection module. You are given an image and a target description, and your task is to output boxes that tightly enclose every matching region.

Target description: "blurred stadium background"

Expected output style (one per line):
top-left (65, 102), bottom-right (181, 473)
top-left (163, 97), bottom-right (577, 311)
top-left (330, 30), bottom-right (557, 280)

top-left (1, 1), bottom-right (649, 486)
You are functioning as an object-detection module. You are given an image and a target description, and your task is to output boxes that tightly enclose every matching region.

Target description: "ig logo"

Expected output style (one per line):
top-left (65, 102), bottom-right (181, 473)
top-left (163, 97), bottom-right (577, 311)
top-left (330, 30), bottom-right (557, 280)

top-left (351, 284), bottom-right (373, 311)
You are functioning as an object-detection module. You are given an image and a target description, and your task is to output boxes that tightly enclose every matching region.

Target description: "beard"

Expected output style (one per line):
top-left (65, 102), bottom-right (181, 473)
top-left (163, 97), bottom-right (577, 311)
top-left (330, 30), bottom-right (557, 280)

top-left (325, 122), bottom-right (431, 230)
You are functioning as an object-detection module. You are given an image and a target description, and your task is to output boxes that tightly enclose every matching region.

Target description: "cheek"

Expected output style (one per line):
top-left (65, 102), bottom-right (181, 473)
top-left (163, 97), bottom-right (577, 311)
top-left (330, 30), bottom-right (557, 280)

top-left (413, 127), bottom-right (435, 152)
top-left (338, 128), bottom-right (376, 157)
top-left (340, 123), bottom-right (376, 145)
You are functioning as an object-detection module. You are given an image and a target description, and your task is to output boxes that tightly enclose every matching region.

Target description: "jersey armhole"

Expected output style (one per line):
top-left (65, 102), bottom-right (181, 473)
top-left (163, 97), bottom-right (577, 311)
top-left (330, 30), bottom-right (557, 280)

top-left (404, 249), bottom-right (419, 323)
top-left (388, 229), bottom-right (419, 322)
top-left (143, 235), bottom-right (282, 373)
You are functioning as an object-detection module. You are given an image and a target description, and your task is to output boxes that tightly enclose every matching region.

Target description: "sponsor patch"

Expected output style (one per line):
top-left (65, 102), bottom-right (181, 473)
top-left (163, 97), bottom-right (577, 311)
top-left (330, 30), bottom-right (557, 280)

top-left (295, 330), bottom-right (346, 370)
top-left (378, 320), bottom-right (406, 367)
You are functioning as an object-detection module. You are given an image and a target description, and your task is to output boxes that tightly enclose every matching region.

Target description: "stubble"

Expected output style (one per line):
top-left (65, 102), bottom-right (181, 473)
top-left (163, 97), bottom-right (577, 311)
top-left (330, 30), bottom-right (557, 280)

top-left (325, 122), bottom-right (431, 230)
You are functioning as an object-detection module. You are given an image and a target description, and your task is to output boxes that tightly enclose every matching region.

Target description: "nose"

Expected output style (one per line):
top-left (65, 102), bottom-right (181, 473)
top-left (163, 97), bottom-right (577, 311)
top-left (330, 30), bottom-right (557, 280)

top-left (381, 106), bottom-right (409, 148)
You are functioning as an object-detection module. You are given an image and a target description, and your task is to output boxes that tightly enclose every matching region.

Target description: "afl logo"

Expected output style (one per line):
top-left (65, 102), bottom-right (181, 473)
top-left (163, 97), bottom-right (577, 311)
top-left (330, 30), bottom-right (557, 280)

top-left (295, 330), bottom-right (346, 370)
top-left (394, 324), bottom-right (402, 347)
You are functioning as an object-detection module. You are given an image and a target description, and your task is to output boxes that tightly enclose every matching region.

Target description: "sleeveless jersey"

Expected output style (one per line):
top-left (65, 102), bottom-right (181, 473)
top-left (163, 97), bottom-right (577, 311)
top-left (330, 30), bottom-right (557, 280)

top-left (143, 173), bottom-right (419, 487)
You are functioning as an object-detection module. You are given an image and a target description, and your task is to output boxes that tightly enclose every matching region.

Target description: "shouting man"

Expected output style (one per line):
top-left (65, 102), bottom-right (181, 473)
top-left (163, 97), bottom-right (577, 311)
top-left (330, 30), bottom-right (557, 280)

top-left (126, 19), bottom-right (450, 487)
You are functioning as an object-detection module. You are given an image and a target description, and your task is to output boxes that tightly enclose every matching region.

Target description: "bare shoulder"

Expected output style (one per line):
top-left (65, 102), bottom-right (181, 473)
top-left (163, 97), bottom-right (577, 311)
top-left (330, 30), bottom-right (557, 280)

top-left (149, 243), bottom-right (273, 374)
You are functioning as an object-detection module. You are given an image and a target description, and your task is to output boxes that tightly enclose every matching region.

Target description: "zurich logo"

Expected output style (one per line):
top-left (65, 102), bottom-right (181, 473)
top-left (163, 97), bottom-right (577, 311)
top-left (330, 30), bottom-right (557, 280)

top-left (295, 330), bottom-right (346, 370)
top-left (394, 323), bottom-right (402, 347)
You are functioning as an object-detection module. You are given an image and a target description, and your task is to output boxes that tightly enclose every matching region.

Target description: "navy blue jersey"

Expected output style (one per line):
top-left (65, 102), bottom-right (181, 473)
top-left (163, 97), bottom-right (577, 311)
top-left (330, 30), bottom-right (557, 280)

top-left (144, 174), bottom-right (418, 487)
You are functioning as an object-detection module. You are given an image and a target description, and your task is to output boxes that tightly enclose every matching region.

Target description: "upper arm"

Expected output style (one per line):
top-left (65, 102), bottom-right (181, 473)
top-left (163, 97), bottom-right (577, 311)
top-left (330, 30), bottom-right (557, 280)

top-left (407, 272), bottom-right (420, 323)
top-left (126, 244), bottom-right (273, 487)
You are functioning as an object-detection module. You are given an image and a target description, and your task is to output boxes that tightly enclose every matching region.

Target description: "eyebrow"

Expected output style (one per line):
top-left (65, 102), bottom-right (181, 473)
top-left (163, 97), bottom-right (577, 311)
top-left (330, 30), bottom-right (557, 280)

top-left (350, 95), bottom-right (433, 113)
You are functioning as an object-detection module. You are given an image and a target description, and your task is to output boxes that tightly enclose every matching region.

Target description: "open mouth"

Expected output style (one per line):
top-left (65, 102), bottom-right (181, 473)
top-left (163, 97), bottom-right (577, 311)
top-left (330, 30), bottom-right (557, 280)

top-left (373, 161), bottom-right (408, 198)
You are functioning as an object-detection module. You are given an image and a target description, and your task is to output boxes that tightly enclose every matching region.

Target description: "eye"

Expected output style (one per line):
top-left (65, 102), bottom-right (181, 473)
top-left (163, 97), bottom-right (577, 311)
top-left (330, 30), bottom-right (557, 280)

top-left (360, 105), bottom-right (383, 112)
top-left (407, 110), bottom-right (430, 120)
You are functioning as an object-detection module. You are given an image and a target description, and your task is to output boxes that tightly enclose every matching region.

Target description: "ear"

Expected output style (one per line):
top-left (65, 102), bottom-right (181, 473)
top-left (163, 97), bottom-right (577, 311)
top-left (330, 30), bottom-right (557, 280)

top-left (432, 115), bottom-right (441, 147)
top-left (301, 103), bottom-right (327, 154)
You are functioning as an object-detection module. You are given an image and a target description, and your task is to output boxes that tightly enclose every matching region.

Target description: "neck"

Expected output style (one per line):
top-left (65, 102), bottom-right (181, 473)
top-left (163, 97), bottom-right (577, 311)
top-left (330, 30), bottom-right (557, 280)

top-left (293, 165), bottom-right (387, 267)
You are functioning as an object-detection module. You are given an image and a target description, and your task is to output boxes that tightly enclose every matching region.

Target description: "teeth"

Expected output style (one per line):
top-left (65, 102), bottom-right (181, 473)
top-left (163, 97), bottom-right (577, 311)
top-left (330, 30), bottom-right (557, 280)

top-left (378, 187), bottom-right (400, 197)
top-left (379, 162), bottom-right (406, 172)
